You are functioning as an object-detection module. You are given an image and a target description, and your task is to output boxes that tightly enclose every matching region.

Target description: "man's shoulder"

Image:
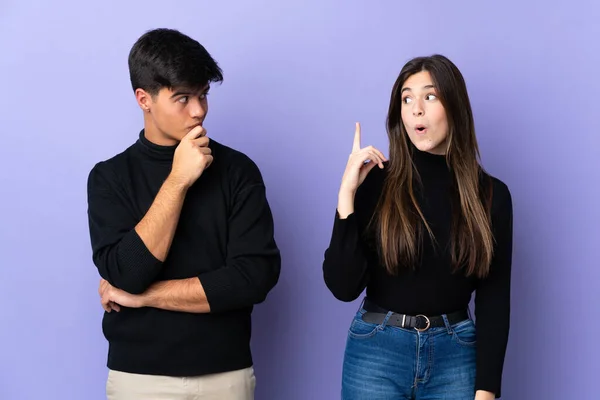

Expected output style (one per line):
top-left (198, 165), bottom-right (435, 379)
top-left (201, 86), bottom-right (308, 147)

top-left (210, 139), bottom-right (254, 164)
top-left (87, 143), bottom-right (137, 191)
top-left (210, 139), bottom-right (263, 179)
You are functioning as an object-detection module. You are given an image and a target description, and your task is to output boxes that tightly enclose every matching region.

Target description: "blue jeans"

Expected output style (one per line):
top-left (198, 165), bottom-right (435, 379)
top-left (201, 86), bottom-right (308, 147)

top-left (342, 301), bottom-right (476, 400)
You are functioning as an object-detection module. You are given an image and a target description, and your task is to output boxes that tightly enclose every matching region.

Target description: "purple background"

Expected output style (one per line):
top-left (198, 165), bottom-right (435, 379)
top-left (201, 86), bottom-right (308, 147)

top-left (1, 1), bottom-right (598, 399)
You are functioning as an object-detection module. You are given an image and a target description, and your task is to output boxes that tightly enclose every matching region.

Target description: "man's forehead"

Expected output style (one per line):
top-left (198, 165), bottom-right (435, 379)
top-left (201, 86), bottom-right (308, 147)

top-left (172, 84), bottom-right (210, 93)
top-left (163, 84), bottom-right (210, 98)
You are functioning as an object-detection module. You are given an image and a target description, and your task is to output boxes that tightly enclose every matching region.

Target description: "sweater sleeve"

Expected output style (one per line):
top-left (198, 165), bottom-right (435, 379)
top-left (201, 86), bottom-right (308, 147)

top-left (321, 165), bottom-right (381, 302)
top-left (199, 156), bottom-right (281, 313)
top-left (86, 163), bottom-right (163, 294)
top-left (474, 181), bottom-right (513, 398)
top-left (322, 211), bottom-right (370, 301)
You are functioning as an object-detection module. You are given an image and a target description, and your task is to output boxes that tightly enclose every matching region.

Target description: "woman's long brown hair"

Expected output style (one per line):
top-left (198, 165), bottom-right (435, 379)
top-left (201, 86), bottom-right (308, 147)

top-left (375, 55), bottom-right (494, 278)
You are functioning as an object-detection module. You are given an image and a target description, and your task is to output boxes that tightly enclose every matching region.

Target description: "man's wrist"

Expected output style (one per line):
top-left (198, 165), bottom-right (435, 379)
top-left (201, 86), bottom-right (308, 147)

top-left (165, 173), bottom-right (190, 192)
top-left (139, 286), bottom-right (155, 308)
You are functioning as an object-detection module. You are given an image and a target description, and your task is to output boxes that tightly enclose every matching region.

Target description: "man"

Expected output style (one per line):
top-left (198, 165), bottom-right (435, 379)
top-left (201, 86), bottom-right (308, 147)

top-left (86, 28), bottom-right (281, 399)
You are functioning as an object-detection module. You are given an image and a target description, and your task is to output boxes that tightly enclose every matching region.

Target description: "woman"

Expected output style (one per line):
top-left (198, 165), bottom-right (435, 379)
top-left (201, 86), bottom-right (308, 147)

top-left (322, 54), bottom-right (512, 400)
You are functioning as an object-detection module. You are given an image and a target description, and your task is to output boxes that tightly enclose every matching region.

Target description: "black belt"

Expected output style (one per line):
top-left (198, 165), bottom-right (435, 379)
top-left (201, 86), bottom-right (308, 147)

top-left (361, 298), bottom-right (469, 332)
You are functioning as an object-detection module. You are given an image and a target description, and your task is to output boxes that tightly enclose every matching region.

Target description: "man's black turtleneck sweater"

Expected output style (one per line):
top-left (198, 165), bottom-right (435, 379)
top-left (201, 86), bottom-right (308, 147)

top-left (86, 130), bottom-right (280, 376)
top-left (323, 148), bottom-right (513, 397)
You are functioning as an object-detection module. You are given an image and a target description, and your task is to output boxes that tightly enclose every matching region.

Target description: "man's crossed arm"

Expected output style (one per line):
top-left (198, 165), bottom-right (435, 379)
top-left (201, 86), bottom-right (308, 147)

top-left (99, 277), bottom-right (210, 313)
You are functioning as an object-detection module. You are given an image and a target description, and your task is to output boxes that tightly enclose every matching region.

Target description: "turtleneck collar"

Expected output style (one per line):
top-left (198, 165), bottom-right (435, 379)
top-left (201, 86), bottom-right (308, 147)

top-left (412, 146), bottom-right (448, 166)
top-left (410, 143), bottom-right (452, 181)
top-left (135, 130), bottom-right (178, 162)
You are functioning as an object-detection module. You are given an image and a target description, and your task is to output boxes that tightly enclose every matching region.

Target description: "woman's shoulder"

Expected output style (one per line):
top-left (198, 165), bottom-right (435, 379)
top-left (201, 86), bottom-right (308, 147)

top-left (480, 170), bottom-right (513, 217)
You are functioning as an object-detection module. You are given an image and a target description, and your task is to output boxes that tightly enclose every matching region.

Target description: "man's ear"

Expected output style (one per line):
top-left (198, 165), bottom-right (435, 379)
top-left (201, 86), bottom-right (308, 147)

top-left (135, 88), bottom-right (152, 113)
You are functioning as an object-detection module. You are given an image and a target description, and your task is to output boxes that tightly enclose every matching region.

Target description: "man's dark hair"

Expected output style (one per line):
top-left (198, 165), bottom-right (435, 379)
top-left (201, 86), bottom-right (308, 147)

top-left (128, 28), bottom-right (223, 95)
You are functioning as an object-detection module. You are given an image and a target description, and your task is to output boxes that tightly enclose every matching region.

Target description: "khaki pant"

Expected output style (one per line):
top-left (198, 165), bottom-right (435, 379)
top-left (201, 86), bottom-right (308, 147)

top-left (106, 367), bottom-right (256, 400)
